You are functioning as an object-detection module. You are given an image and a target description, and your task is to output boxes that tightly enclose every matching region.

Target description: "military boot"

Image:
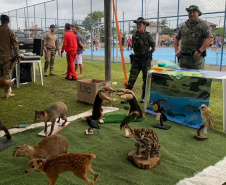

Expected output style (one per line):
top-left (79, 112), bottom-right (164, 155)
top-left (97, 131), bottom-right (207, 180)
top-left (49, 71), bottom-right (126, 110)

top-left (5, 92), bottom-right (15, 99)
top-left (49, 70), bottom-right (57, 76)
top-left (44, 70), bottom-right (48, 77)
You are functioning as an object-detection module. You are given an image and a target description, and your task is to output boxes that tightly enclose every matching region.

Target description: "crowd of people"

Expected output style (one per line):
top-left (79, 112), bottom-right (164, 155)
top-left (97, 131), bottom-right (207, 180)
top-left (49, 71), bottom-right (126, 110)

top-left (211, 34), bottom-right (224, 52)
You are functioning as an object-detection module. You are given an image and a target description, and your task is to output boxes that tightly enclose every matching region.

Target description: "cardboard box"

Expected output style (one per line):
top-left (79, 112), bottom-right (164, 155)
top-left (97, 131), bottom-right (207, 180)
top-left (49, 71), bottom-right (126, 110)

top-left (77, 79), bottom-right (111, 104)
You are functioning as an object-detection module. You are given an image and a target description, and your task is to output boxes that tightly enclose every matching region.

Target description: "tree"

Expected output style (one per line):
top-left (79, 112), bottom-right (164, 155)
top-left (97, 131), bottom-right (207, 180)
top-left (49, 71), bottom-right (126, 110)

top-left (160, 27), bottom-right (175, 36)
top-left (82, 11), bottom-right (104, 31)
top-left (213, 27), bottom-right (225, 37)
top-left (161, 18), bottom-right (167, 25)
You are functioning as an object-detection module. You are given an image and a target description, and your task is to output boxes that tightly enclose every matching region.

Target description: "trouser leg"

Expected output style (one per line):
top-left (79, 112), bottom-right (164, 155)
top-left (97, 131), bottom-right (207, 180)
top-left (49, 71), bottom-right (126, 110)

top-left (127, 61), bottom-right (141, 90)
top-left (44, 49), bottom-right (51, 72)
top-left (50, 50), bottom-right (56, 73)
top-left (141, 59), bottom-right (151, 98)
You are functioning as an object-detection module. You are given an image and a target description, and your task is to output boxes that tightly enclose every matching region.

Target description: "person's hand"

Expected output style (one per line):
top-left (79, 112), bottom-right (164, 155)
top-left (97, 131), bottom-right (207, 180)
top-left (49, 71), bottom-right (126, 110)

top-left (17, 57), bottom-right (21, 64)
top-left (83, 47), bottom-right (85, 51)
top-left (193, 51), bottom-right (201, 60)
top-left (5, 80), bottom-right (14, 87)
top-left (175, 50), bottom-right (182, 58)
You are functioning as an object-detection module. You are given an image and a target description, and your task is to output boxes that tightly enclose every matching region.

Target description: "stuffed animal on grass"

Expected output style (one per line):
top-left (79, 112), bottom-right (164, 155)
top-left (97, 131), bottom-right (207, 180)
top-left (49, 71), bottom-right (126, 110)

top-left (117, 89), bottom-right (145, 137)
top-left (86, 118), bottom-right (100, 133)
top-left (197, 104), bottom-right (214, 136)
top-left (85, 86), bottom-right (115, 123)
top-left (117, 89), bottom-right (145, 120)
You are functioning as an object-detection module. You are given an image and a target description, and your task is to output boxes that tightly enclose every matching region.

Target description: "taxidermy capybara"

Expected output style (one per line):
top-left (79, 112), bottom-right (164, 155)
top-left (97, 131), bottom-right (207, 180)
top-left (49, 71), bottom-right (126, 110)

top-left (13, 134), bottom-right (69, 160)
top-left (25, 153), bottom-right (100, 185)
top-left (34, 102), bottom-right (67, 136)
top-left (0, 120), bottom-right (11, 140)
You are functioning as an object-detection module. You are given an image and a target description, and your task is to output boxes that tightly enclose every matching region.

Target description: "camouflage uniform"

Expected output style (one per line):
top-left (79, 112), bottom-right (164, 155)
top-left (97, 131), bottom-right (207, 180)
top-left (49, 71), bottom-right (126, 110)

top-left (176, 19), bottom-right (213, 69)
top-left (127, 31), bottom-right (155, 99)
top-left (0, 24), bottom-right (19, 94)
top-left (43, 32), bottom-right (59, 74)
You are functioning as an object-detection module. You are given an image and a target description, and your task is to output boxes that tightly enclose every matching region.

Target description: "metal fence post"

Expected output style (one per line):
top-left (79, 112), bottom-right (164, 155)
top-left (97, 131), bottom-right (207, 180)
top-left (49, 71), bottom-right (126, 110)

top-left (112, 4), bottom-right (115, 63)
top-left (56, 0), bottom-right (60, 46)
top-left (34, 5), bottom-right (36, 38)
top-left (16, 9), bottom-right (18, 30)
top-left (24, 7), bottom-right (28, 36)
top-left (175, 0), bottom-right (180, 63)
top-left (91, 0), bottom-right (93, 60)
top-left (142, 0), bottom-right (143, 17)
top-left (72, 0), bottom-right (74, 24)
top-left (220, 0), bottom-right (226, 71)
top-left (44, 2), bottom-right (47, 32)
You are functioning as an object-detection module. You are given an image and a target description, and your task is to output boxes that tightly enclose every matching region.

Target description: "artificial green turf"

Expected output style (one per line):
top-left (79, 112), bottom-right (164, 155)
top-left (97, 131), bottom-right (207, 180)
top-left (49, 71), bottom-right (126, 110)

top-left (1, 109), bottom-right (226, 185)
top-left (100, 113), bottom-right (142, 123)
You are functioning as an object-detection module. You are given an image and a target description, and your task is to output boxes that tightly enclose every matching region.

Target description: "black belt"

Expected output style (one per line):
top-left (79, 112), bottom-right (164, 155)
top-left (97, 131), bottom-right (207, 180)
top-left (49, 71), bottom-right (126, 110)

top-left (181, 52), bottom-right (194, 56)
top-left (134, 51), bottom-right (152, 59)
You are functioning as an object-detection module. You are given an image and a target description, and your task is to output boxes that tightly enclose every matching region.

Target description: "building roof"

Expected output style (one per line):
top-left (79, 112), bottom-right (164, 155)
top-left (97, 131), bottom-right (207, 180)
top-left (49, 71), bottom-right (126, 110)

top-left (24, 25), bottom-right (43, 31)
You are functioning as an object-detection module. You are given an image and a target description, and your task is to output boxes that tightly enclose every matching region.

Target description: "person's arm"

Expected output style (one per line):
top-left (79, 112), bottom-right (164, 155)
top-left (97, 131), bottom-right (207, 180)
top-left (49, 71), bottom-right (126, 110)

top-left (193, 21), bottom-right (213, 59)
top-left (151, 47), bottom-right (156, 53)
top-left (43, 33), bottom-right (48, 53)
top-left (148, 33), bottom-right (156, 53)
top-left (0, 79), bottom-right (14, 87)
top-left (174, 38), bottom-right (182, 57)
top-left (10, 31), bottom-right (21, 64)
top-left (78, 41), bottom-right (85, 51)
top-left (193, 37), bottom-right (212, 60)
top-left (55, 35), bottom-right (60, 55)
top-left (61, 33), bottom-right (68, 57)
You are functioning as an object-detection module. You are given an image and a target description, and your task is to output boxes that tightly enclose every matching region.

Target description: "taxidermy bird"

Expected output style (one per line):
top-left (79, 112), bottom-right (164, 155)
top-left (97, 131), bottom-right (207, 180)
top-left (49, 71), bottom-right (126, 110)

top-left (86, 118), bottom-right (100, 133)
top-left (120, 111), bottom-right (139, 129)
top-left (148, 101), bottom-right (170, 130)
top-left (0, 120), bottom-right (11, 140)
top-left (149, 102), bottom-right (167, 125)
top-left (197, 104), bottom-right (214, 136)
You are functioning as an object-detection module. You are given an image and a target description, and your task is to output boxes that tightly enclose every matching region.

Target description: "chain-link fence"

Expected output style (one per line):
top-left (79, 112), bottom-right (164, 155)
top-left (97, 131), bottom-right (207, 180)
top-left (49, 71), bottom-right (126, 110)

top-left (1, 0), bottom-right (226, 71)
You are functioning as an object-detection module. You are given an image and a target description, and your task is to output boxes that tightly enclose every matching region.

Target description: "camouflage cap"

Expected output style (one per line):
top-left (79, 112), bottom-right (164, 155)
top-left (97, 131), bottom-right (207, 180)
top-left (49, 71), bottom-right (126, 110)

top-left (133, 17), bottom-right (149, 26)
top-left (50, 24), bottom-right (55, 28)
top-left (186, 5), bottom-right (202, 16)
top-left (0, 14), bottom-right (9, 22)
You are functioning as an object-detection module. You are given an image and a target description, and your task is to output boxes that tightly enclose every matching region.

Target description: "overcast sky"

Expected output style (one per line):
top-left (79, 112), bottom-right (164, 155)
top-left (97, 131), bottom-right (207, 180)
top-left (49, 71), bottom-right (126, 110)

top-left (0, 0), bottom-right (225, 31)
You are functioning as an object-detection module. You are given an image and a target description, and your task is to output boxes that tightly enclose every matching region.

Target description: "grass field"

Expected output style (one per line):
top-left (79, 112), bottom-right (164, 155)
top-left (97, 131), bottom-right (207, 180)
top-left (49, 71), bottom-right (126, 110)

top-left (0, 57), bottom-right (224, 131)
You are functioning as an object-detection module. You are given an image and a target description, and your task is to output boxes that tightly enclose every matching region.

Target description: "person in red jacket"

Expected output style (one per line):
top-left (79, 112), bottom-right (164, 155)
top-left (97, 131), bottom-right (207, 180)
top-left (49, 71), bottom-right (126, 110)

top-left (61, 23), bottom-right (78, 80)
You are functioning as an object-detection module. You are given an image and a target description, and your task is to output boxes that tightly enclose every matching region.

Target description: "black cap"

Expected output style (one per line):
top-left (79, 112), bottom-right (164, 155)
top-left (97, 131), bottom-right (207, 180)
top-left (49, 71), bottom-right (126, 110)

top-left (0, 14), bottom-right (9, 22)
top-left (133, 17), bottom-right (149, 26)
top-left (50, 24), bottom-right (55, 28)
top-left (186, 5), bottom-right (202, 16)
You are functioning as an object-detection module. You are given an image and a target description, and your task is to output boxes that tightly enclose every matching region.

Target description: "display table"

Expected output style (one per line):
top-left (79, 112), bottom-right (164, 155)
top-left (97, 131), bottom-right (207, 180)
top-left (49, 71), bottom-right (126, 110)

top-left (15, 60), bottom-right (43, 88)
top-left (144, 69), bottom-right (226, 132)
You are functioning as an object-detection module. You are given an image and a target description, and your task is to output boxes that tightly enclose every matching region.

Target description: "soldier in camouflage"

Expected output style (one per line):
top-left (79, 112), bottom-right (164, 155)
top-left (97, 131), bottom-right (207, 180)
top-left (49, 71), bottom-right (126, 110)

top-left (43, 24), bottom-right (60, 76)
top-left (174, 5), bottom-right (213, 69)
top-left (122, 17), bottom-right (156, 104)
top-left (0, 15), bottom-right (20, 98)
